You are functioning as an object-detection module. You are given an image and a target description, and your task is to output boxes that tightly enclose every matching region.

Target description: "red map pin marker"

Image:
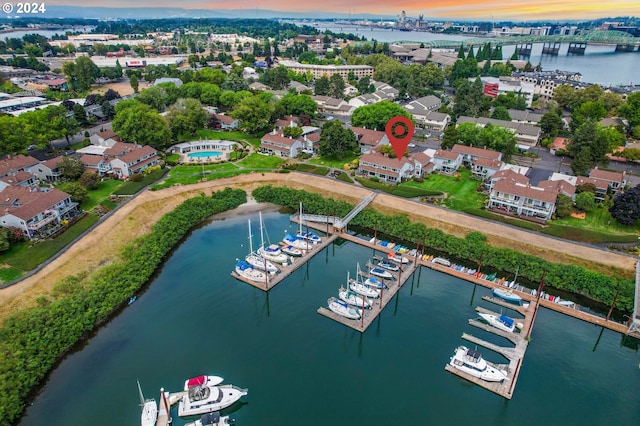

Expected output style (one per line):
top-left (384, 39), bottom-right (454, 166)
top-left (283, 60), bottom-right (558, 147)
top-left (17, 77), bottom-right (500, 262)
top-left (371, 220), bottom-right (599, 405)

top-left (385, 116), bottom-right (414, 161)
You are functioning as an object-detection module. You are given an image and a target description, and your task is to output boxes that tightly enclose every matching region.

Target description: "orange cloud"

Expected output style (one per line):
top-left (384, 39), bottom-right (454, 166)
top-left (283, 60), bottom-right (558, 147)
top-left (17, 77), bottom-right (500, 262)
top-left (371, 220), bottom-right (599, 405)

top-left (46, 0), bottom-right (640, 20)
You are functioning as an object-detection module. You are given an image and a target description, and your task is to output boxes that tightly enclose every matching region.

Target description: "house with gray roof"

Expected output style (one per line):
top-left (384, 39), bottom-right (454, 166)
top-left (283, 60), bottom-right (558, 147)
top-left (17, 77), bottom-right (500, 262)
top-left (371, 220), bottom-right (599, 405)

top-left (456, 116), bottom-right (542, 148)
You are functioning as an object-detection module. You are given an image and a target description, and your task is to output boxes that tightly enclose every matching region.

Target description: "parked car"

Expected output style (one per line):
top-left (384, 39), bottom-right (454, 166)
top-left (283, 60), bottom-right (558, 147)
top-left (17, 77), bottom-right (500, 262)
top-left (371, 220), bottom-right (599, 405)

top-left (27, 144), bottom-right (37, 150)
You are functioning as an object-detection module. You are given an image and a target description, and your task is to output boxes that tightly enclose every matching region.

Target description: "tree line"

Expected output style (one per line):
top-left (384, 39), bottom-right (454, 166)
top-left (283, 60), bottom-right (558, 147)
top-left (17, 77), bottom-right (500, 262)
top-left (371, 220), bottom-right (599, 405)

top-left (0, 187), bottom-right (247, 425)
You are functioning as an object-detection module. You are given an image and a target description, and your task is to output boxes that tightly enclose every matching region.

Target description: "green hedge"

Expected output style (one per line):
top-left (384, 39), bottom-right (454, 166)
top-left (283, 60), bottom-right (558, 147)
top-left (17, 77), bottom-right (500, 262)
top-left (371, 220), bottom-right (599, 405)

top-left (253, 185), bottom-right (633, 312)
top-left (336, 172), bottom-right (354, 183)
top-left (0, 188), bottom-right (247, 424)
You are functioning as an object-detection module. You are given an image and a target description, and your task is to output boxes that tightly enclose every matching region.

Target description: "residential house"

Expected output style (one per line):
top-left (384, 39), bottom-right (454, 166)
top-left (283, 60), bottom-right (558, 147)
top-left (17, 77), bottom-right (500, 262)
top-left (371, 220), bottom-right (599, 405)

top-left (0, 186), bottom-right (80, 240)
top-left (431, 150), bottom-right (462, 174)
top-left (358, 149), bottom-right (414, 183)
top-left (288, 81), bottom-right (311, 93)
top-left (486, 168), bottom-right (529, 192)
top-left (403, 96), bottom-right (450, 131)
top-left (549, 137), bottom-right (570, 155)
top-left (508, 109), bottom-right (543, 125)
top-left (212, 114), bottom-right (239, 130)
top-left (451, 144), bottom-right (504, 181)
top-left (0, 155), bottom-right (40, 179)
top-left (259, 130), bottom-right (304, 158)
top-left (351, 127), bottom-right (389, 153)
top-left (79, 154), bottom-right (112, 176)
top-left (109, 145), bottom-right (160, 179)
top-left (456, 116), bottom-right (542, 148)
top-left (311, 95), bottom-right (354, 116)
top-left (90, 129), bottom-right (121, 147)
top-left (488, 179), bottom-right (557, 221)
top-left (27, 156), bottom-right (65, 182)
top-left (249, 81), bottom-right (269, 91)
top-left (275, 115), bottom-right (299, 129)
top-left (589, 168), bottom-right (626, 201)
top-left (0, 170), bottom-right (36, 191)
top-left (411, 151), bottom-right (434, 178)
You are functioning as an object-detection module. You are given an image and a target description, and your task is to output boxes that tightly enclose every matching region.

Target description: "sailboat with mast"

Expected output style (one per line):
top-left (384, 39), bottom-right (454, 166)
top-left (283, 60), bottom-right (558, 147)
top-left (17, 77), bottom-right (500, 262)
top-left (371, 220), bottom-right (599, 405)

top-left (348, 263), bottom-right (380, 298)
top-left (256, 212), bottom-right (289, 265)
top-left (137, 380), bottom-right (158, 426)
top-left (245, 219), bottom-right (279, 274)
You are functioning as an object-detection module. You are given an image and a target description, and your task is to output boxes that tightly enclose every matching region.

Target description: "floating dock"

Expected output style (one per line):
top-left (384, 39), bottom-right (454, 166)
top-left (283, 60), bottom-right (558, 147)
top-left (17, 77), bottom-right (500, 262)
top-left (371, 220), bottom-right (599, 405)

top-left (231, 234), bottom-right (338, 291)
top-left (155, 389), bottom-right (185, 426)
top-left (445, 296), bottom-right (536, 399)
top-left (317, 257), bottom-right (418, 332)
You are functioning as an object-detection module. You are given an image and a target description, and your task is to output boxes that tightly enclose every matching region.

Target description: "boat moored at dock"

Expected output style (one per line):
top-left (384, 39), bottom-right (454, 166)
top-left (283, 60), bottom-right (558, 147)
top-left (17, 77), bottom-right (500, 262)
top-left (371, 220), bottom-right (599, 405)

top-left (448, 346), bottom-right (507, 383)
top-left (478, 313), bottom-right (518, 333)
top-left (235, 260), bottom-right (266, 283)
top-left (327, 296), bottom-right (362, 320)
top-left (178, 383), bottom-right (248, 417)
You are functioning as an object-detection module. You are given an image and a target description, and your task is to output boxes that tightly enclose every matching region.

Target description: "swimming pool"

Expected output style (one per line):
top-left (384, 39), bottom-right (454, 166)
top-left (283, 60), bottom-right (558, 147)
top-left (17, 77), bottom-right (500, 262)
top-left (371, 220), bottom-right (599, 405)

top-left (187, 151), bottom-right (223, 158)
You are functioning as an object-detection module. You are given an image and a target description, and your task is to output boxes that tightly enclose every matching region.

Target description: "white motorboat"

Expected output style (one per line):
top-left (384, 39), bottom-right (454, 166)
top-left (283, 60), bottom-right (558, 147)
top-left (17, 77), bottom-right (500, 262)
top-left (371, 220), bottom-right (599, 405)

top-left (387, 252), bottom-right (410, 264)
top-left (478, 313), bottom-right (518, 333)
top-left (258, 244), bottom-right (289, 264)
top-left (296, 202), bottom-right (322, 243)
top-left (178, 383), bottom-right (248, 417)
top-left (137, 380), bottom-right (158, 426)
top-left (184, 375), bottom-right (224, 391)
top-left (283, 233), bottom-right (312, 251)
top-left (280, 244), bottom-right (303, 257)
top-left (235, 260), bottom-right (266, 282)
top-left (339, 286), bottom-right (372, 309)
top-left (245, 219), bottom-right (279, 274)
top-left (256, 212), bottom-right (289, 264)
top-left (184, 412), bottom-right (234, 426)
top-left (377, 260), bottom-right (399, 272)
top-left (449, 346), bottom-right (507, 382)
top-left (327, 297), bottom-right (362, 320)
top-left (369, 266), bottom-right (393, 280)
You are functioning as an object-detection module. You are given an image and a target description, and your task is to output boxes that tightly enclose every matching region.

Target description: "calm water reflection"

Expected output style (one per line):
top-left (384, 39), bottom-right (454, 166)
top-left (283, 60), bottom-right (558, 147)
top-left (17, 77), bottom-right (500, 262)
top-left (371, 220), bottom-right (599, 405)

top-left (20, 212), bottom-right (640, 425)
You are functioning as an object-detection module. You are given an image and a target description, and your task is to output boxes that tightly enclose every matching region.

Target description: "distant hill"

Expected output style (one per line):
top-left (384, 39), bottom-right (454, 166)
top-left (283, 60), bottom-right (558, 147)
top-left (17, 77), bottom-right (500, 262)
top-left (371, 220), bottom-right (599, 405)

top-left (30, 6), bottom-right (393, 20)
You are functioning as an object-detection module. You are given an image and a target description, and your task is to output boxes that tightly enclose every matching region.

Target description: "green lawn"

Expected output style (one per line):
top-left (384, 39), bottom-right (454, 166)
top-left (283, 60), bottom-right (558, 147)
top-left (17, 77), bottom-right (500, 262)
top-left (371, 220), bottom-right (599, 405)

top-left (57, 179), bottom-right (123, 211)
top-left (402, 170), bottom-right (486, 210)
top-left (0, 213), bottom-right (99, 274)
top-left (308, 153), bottom-right (359, 169)
top-left (151, 170), bottom-right (253, 189)
top-left (169, 163), bottom-right (240, 177)
top-left (112, 169), bottom-right (168, 195)
top-left (237, 153), bottom-right (285, 169)
top-left (551, 205), bottom-right (640, 234)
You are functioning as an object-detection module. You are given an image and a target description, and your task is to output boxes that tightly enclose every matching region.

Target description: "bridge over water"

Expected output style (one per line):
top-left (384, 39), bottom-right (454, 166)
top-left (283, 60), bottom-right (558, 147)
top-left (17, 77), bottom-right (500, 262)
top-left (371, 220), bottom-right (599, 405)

top-left (353, 29), bottom-right (640, 54)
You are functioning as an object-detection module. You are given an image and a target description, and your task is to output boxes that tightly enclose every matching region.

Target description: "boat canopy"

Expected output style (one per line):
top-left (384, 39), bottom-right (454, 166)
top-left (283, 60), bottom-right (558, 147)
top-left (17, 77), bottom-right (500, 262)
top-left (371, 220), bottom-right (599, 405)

top-left (187, 376), bottom-right (207, 388)
top-left (200, 412), bottom-right (222, 425)
top-left (499, 314), bottom-right (514, 327)
top-left (466, 348), bottom-right (482, 361)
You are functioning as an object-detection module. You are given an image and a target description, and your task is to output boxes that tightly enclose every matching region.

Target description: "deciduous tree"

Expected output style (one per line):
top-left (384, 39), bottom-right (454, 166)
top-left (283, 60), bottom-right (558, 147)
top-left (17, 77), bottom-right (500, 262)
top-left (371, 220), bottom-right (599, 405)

top-left (319, 120), bottom-right (358, 159)
top-left (610, 184), bottom-right (640, 226)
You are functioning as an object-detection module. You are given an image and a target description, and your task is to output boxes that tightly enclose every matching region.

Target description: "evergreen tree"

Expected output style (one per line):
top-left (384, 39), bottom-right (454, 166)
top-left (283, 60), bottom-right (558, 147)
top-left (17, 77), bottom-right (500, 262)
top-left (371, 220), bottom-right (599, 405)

top-left (571, 147), bottom-right (593, 176)
top-left (510, 50), bottom-right (519, 60)
top-left (467, 46), bottom-right (475, 60)
top-left (457, 43), bottom-right (465, 59)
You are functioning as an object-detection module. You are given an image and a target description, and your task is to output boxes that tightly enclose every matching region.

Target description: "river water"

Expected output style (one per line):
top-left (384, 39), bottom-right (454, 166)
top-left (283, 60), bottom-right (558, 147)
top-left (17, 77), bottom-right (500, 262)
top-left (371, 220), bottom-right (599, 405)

top-left (306, 24), bottom-right (640, 86)
top-left (19, 211), bottom-right (640, 425)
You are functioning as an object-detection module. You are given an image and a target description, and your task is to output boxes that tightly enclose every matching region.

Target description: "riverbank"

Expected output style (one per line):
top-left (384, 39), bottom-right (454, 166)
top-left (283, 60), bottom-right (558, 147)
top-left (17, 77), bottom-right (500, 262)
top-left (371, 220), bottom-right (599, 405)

top-left (0, 172), bottom-right (634, 326)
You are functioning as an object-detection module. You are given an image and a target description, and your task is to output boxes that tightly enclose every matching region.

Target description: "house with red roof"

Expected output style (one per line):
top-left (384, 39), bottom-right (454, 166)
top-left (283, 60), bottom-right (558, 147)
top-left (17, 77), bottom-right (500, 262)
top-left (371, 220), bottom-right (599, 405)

top-left (90, 129), bottom-right (121, 148)
top-left (431, 150), bottom-right (462, 174)
top-left (488, 178), bottom-right (558, 221)
top-left (28, 156), bottom-right (65, 182)
top-left (259, 130), bottom-right (304, 158)
top-left (0, 155), bottom-right (40, 179)
top-left (109, 145), bottom-right (160, 179)
top-left (589, 167), bottom-right (626, 201)
top-left (358, 149), bottom-right (415, 183)
top-left (351, 127), bottom-right (389, 153)
top-left (212, 113), bottom-right (239, 130)
top-left (0, 186), bottom-right (79, 240)
top-left (79, 154), bottom-right (111, 176)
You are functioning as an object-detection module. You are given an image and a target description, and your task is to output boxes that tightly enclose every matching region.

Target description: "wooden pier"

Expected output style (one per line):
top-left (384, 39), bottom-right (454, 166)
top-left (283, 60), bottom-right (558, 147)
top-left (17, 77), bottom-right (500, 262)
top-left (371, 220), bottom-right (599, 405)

top-left (155, 389), bottom-right (185, 426)
top-left (317, 257), bottom-right (418, 332)
top-left (231, 234), bottom-right (339, 291)
top-left (445, 297), bottom-right (536, 399)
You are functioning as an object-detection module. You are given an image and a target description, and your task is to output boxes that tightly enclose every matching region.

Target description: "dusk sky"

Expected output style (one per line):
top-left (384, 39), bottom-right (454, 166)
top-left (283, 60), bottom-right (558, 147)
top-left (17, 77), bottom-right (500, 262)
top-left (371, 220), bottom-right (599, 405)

top-left (48, 0), bottom-right (640, 21)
